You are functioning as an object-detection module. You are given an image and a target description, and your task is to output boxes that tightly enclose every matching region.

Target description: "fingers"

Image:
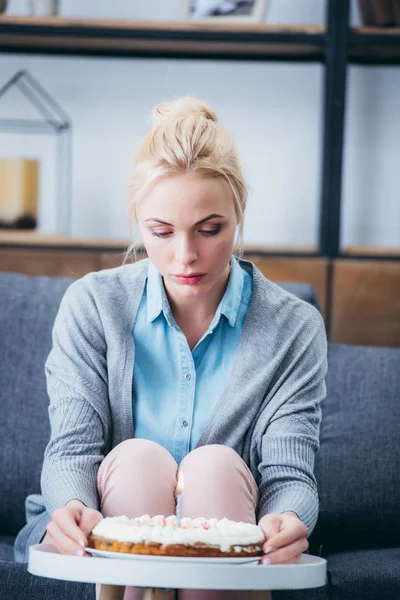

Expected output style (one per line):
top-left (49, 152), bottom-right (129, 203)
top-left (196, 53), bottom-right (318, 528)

top-left (47, 505), bottom-right (104, 556)
top-left (53, 506), bottom-right (86, 544)
top-left (258, 514), bottom-right (281, 540)
top-left (258, 514), bottom-right (308, 565)
top-left (263, 516), bottom-right (307, 551)
top-left (46, 519), bottom-right (87, 556)
top-left (79, 509), bottom-right (103, 543)
top-left (47, 506), bottom-right (90, 556)
top-left (260, 537), bottom-right (309, 565)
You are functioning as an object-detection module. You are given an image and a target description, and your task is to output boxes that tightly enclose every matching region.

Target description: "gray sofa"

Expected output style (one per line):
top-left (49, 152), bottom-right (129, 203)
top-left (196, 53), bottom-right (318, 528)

top-left (0, 270), bottom-right (399, 600)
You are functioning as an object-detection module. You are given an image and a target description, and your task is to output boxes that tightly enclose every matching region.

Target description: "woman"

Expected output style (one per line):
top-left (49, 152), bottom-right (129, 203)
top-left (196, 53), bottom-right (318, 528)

top-left (14, 97), bottom-right (327, 600)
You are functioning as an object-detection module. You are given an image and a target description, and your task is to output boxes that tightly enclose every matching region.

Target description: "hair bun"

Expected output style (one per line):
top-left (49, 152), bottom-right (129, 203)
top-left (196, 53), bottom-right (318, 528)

top-left (152, 96), bottom-right (217, 127)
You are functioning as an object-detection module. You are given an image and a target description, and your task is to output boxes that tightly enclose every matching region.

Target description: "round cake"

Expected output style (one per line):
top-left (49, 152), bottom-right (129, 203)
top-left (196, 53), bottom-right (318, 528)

top-left (88, 514), bottom-right (265, 557)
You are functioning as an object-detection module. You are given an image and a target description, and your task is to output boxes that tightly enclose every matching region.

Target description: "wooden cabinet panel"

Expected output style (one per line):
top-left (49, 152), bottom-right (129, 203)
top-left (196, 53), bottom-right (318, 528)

top-left (0, 248), bottom-right (103, 278)
top-left (100, 250), bottom-right (131, 271)
top-left (332, 260), bottom-right (400, 348)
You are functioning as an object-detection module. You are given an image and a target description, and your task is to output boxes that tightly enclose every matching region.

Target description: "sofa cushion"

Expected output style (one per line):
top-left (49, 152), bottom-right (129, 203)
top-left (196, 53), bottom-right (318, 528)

top-left (0, 272), bottom-right (74, 535)
top-left (276, 282), bottom-right (321, 312)
top-left (0, 535), bottom-right (16, 561)
top-left (0, 559), bottom-right (94, 600)
top-left (326, 547), bottom-right (400, 600)
top-left (311, 343), bottom-right (400, 552)
top-left (272, 586), bottom-right (329, 600)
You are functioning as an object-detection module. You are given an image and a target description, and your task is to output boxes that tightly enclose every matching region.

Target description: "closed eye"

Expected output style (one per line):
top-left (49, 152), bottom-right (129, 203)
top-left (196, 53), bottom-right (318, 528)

top-left (151, 231), bottom-right (171, 238)
top-left (151, 225), bottom-right (221, 238)
top-left (199, 226), bottom-right (221, 236)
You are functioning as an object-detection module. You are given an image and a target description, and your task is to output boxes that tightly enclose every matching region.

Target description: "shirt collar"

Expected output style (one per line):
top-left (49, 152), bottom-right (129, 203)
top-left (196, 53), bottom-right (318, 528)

top-left (146, 261), bottom-right (173, 325)
top-left (146, 256), bottom-right (244, 328)
top-left (219, 256), bottom-right (244, 327)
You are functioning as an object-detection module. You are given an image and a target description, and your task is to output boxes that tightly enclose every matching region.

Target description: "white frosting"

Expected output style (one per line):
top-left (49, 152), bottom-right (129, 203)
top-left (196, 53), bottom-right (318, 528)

top-left (92, 514), bottom-right (265, 553)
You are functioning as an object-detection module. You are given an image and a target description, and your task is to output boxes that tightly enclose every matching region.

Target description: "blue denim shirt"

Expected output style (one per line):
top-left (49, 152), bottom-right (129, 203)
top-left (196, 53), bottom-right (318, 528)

top-left (132, 256), bottom-right (253, 464)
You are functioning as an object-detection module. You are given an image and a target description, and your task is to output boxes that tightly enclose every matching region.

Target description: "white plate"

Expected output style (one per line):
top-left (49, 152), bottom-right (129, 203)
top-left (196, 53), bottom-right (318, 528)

top-left (84, 547), bottom-right (261, 564)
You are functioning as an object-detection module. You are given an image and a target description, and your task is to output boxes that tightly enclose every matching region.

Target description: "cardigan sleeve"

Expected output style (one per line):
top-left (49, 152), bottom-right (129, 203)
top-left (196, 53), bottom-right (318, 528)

top-left (256, 309), bottom-right (328, 538)
top-left (41, 277), bottom-right (110, 514)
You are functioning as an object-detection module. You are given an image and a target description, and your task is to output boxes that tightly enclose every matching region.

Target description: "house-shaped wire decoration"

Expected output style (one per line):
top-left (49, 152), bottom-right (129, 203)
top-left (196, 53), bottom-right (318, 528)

top-left (0, 69), bottom-right (72, 235)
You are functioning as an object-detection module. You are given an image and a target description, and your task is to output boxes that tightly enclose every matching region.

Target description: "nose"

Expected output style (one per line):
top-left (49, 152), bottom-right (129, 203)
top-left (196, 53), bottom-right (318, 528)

top-left (174, 233), bottom-right (198, 265)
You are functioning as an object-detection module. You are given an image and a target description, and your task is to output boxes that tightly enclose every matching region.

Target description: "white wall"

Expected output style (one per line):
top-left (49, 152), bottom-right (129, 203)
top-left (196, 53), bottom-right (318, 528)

top-left (0, 0), bottom-right (398, 249)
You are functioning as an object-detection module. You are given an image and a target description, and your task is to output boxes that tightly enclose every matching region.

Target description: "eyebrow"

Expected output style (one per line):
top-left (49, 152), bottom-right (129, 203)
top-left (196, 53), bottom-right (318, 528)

top-left (144, 213), bottom-right (225, 226)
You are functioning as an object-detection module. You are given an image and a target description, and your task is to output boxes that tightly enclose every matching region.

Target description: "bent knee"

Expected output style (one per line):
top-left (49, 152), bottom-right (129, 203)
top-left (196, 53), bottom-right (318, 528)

top-left (100, 438), bottom-right (177, 471)
top-left (182, 444), bottom-right (240, 470)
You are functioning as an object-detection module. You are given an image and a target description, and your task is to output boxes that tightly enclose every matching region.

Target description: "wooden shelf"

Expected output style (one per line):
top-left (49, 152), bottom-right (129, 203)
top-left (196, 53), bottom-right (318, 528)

top-left (349, 27), bottom-right (400, 64)
top-left (352, 26), bottom-right (400, 35)
top-left (0, 231), bottom-right (129, 250)
top-left (241, 244), bottom-right (319, 256)
top-left (0, 16), bottom-right (326, 61)
top-left (342, 245), bottom-right (400, 258)
top-left (0, 231), bottom-right (319, 256)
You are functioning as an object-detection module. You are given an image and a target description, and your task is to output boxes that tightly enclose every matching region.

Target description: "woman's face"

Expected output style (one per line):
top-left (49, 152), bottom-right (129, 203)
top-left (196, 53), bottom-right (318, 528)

top-left (136, 173), bottom-right (239, 303)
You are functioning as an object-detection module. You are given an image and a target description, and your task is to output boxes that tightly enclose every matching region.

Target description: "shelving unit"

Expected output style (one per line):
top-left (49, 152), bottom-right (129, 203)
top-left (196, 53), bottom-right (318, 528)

top-left (0, 16), bottom-right (327, 61)
top-left (0, 0), bottom-right (399, 343)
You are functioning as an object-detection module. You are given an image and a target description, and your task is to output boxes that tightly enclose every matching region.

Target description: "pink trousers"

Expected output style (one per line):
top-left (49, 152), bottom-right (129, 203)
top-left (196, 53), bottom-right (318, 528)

top-left (95, 439), bottom-right (270, 600)
top-left (42, 439), bottom-right (271, 599)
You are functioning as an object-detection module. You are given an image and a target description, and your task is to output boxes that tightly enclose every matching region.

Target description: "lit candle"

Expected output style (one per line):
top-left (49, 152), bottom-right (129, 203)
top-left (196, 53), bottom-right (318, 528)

top-left (176, 471), bottom-right (184, 528)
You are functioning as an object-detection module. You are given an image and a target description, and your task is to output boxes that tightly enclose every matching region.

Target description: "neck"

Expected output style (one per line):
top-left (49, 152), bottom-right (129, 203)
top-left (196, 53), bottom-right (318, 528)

top-left (164, 265), bottom-right (231, 325)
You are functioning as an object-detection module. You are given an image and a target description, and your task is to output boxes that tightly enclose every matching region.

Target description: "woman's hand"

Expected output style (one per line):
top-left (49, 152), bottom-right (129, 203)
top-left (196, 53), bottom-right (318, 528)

top-left (258, 511), bottom-right (309, 565)
top-left (45, 499), bottom-right (103, 556)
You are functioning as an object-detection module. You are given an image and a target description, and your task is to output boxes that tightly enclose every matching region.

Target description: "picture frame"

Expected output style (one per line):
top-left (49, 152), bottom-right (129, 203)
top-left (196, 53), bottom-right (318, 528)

top-left (184, 0), bottom-right (268, 24)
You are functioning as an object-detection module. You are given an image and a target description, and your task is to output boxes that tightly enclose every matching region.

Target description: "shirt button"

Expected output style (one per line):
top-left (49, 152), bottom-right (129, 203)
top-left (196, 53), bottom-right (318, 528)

top-left (184, 373), bottom-right (192, 381)
top-left (182, 420), bottom-right (189, 427)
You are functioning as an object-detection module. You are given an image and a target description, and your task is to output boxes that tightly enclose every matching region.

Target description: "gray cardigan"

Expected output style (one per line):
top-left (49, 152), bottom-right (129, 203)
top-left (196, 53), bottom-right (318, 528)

top-left (14, 257), bottom-right (327, 562)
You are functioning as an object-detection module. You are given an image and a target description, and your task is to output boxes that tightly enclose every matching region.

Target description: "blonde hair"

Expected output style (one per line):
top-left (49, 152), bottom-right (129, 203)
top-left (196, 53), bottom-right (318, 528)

top-left (124, 96), bottom-right (248, 263)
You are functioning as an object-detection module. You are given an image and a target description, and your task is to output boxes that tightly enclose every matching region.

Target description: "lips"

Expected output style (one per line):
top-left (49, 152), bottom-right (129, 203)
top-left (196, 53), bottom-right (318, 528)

top-left (173, 273), bottom-right (206, 285)
top-left (174, 273), bottom-right (206, 278)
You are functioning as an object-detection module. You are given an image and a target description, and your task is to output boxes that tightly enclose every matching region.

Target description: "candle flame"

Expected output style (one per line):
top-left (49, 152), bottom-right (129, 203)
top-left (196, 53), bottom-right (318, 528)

top-left (176, 471), bottom-right (184, 494)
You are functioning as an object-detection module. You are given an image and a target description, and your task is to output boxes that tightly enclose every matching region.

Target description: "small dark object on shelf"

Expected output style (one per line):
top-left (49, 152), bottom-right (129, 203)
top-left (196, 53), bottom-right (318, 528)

top-left (358, 0), bottom-right (398, 27)
top-left (393, 0), bottom-right (400, 24)
top-left (0, 215), bottom-right (37, 229)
